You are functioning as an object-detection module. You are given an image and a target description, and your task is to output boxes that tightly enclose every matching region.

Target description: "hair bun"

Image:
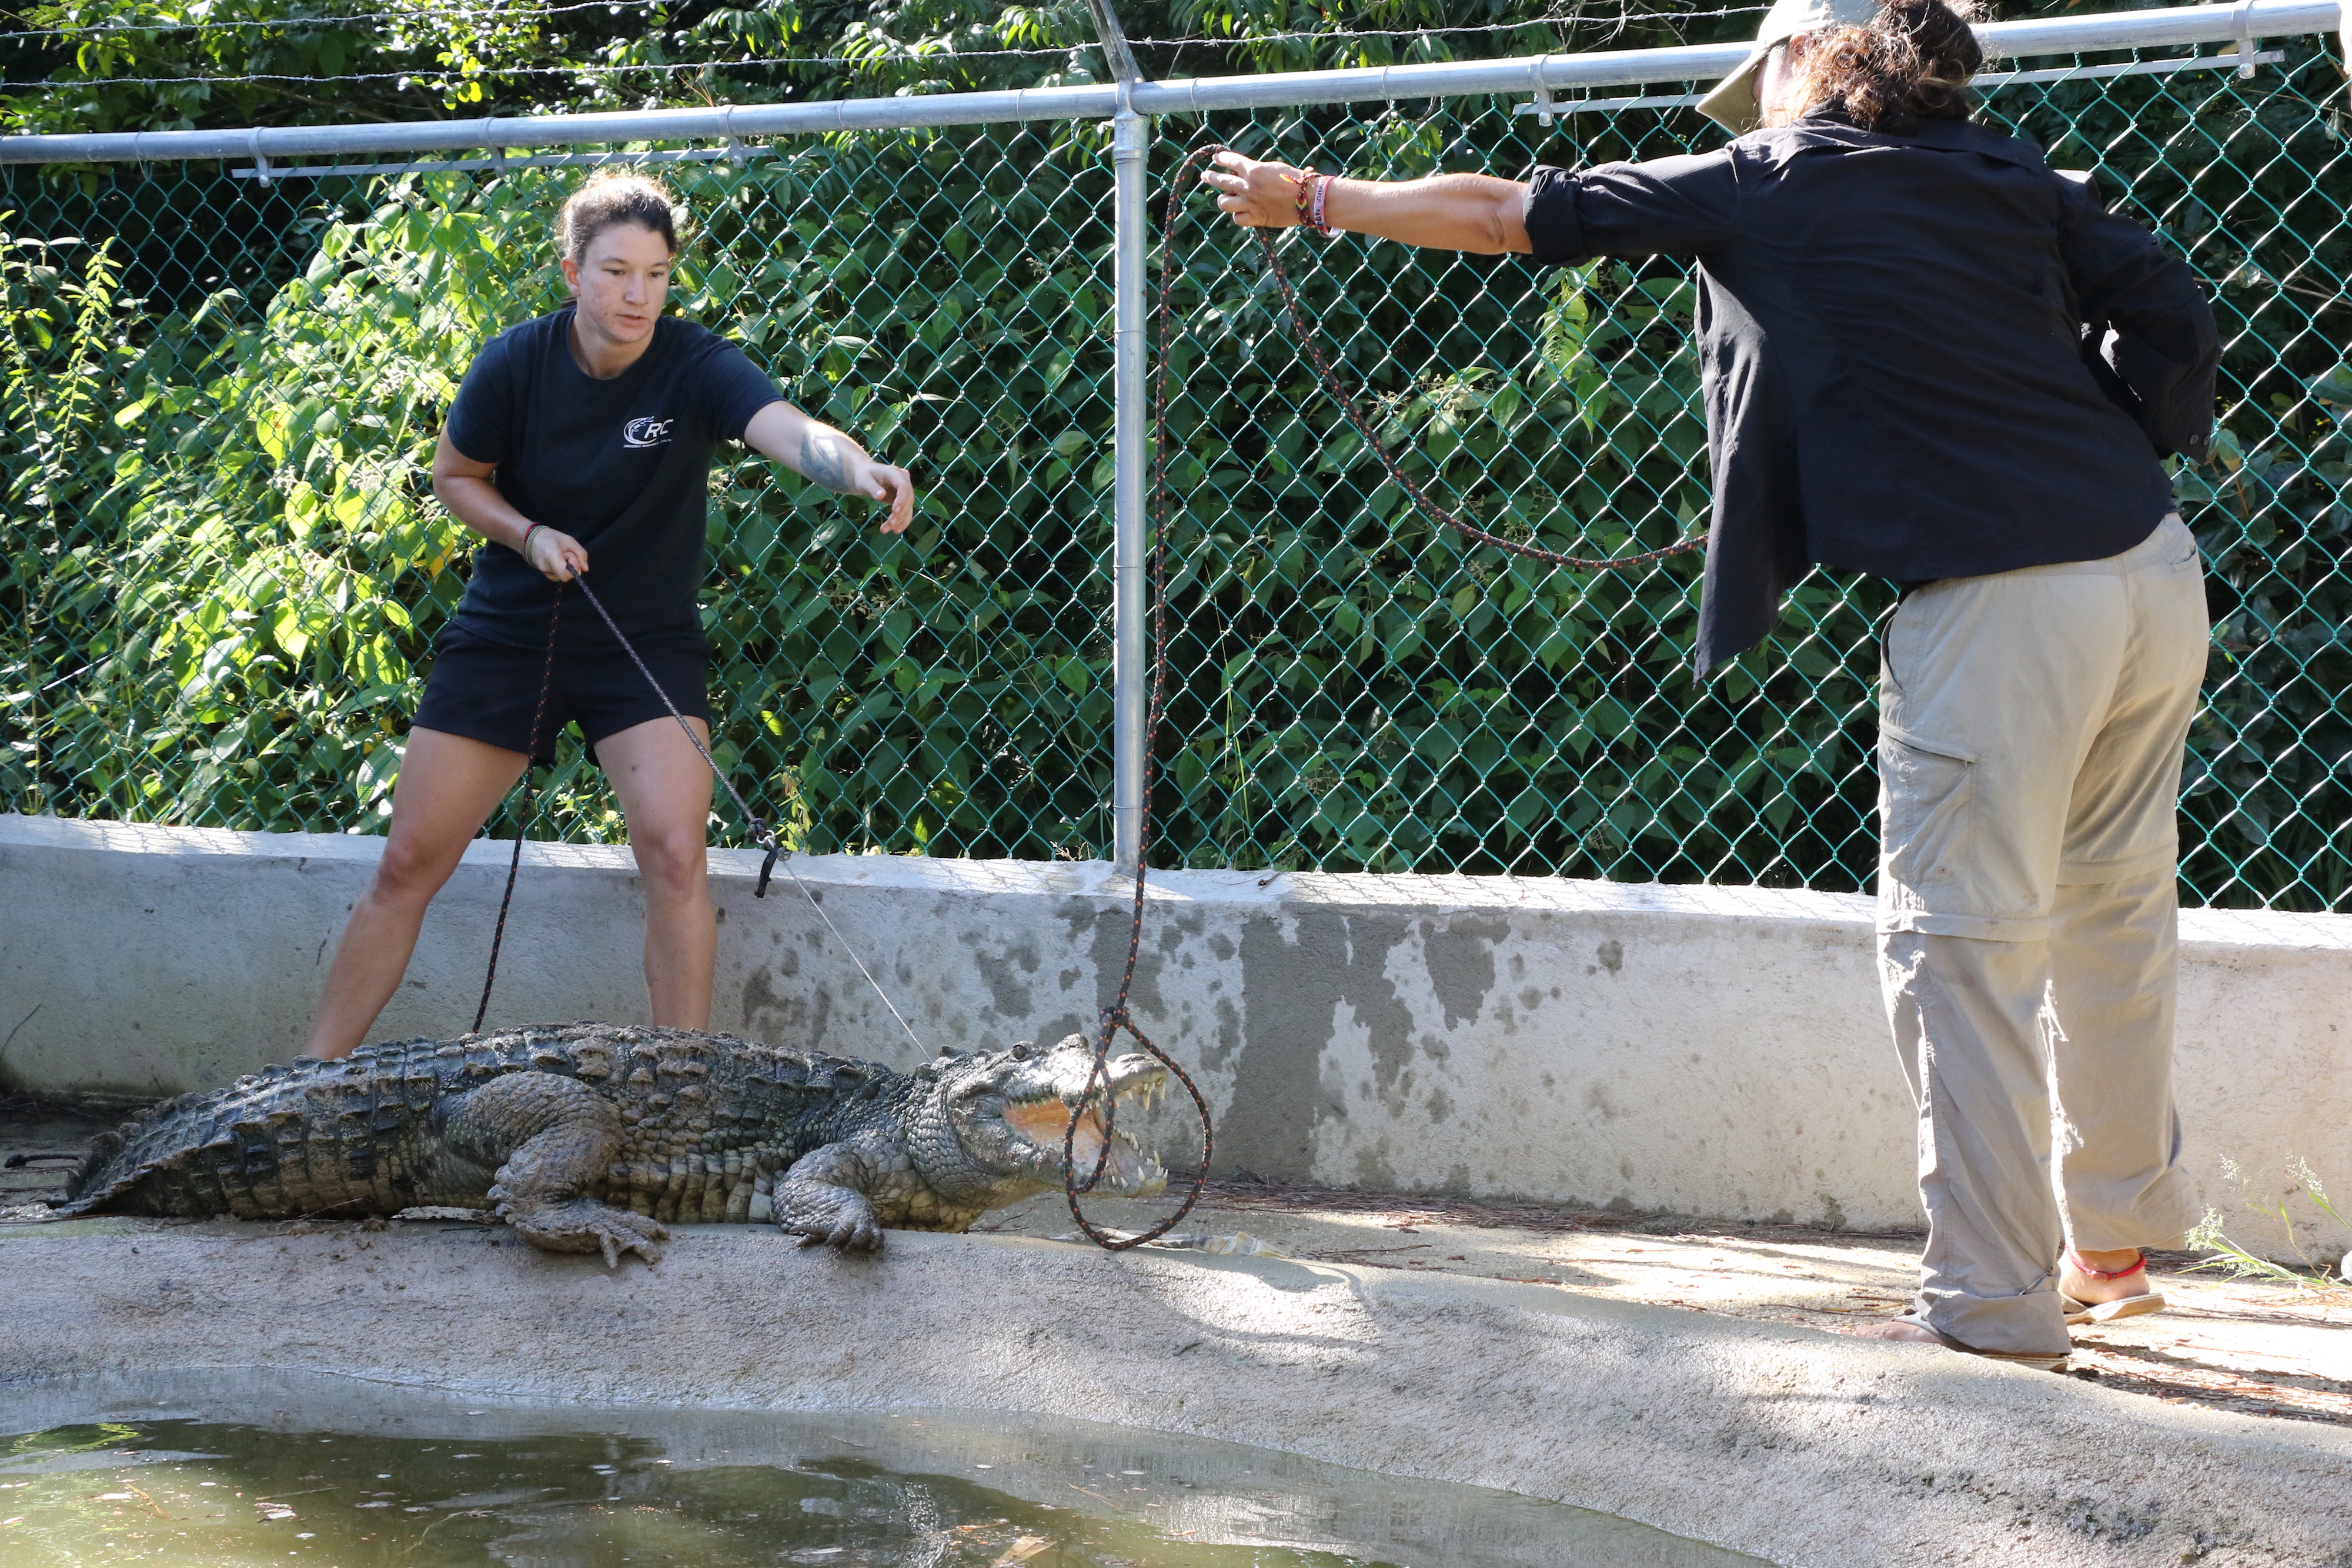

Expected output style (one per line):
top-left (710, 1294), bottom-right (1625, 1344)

top-left (558, 169), bottom-right (685, 266)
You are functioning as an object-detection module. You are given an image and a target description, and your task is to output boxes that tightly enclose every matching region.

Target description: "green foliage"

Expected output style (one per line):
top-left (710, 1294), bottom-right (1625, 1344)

top-left (6, 182), bottom-right (528, 829)
top-left (0, 32), bottom-right (2345, 904)
top-left (1, 222), bottom-right (141, 812)
top-left (2, 0), bottom-right (599, 132)
top-left (0, 0), bottom-right (1117, 136)
top-left (1144, 107), bottom-right (1882, 878)
top-left (0, 0), bottom-right (1773, 140)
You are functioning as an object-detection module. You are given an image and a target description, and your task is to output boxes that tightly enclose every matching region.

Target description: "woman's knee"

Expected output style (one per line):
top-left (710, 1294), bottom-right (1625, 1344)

top-left (633, 826), bottom-right (710, 897)
top-left (368, 833), bottom-right (463, 905)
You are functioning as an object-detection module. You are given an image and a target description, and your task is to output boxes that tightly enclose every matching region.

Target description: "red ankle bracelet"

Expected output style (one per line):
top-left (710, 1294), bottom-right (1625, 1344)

top-left (2069, 1250), bottom-right (2146, 1281)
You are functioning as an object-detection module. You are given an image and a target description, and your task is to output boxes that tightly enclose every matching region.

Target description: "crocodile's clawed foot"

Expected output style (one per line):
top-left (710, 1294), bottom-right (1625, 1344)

top-left (785, 1213), bottom-right (886, 1253)
top-left (500, 1198), bottom-right (669, 1268)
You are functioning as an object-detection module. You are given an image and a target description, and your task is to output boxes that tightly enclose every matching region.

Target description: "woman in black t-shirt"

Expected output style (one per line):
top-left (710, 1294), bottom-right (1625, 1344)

top-left (303, 171), bottom-right (914, 1061)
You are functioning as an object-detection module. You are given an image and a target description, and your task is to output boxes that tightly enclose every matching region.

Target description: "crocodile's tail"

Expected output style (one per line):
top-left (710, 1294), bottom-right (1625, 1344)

top-left (61, 1127), bottom-right (129, 1205)
top-left (49, 1043), bottom-right (452, 1219)
top-left (49, 1095), bottom-right (190, 1215)
top-left (50, 1081), bottom-right (260, 1217)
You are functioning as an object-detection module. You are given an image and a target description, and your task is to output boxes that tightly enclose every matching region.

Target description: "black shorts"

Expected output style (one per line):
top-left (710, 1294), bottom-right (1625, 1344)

top-left (412, 626), bottom-right (712, 766)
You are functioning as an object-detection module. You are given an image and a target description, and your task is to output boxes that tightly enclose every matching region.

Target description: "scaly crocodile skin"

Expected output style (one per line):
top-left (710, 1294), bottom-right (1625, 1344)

top-left (55, 1022), bottom-right (1168, 1265)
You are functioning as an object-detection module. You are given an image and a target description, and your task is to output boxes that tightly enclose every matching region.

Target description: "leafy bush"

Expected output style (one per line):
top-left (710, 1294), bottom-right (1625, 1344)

top-left (2, 44), bottom-right (2346, 905)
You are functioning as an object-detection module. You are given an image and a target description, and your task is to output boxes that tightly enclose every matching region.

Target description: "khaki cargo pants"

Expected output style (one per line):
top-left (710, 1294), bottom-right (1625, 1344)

top-left (1877, 514), bottom-right (2207, 1355)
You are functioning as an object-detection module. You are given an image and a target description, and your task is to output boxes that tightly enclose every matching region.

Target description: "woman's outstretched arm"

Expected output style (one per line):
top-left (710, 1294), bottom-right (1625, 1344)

top-left (1201, 149), bottom-right (1531, 255)
top-left (742, 401), bottom-right (917, 534)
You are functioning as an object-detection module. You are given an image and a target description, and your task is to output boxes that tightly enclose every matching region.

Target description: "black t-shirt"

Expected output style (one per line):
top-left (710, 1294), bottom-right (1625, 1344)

top-left (1522, 112), bottom-right (2216, 678)
top-left (443, 305), bottom-right (781, 653)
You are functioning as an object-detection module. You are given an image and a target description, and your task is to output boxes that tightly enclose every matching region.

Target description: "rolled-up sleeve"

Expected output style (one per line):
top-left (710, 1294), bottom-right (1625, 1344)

top-left (1522, 151), bottom-right (1740, 267)
top-left (2059, 173), bottom-right (2219, 460)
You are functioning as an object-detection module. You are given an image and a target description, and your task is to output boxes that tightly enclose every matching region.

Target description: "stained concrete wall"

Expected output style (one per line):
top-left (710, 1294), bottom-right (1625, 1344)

top-left (4, 812), bottom-right (2347, 1246)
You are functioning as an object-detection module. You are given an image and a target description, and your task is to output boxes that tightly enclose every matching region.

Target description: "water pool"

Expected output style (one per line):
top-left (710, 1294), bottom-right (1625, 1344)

top-left (0, 1371), bottom-right (1768, 1567)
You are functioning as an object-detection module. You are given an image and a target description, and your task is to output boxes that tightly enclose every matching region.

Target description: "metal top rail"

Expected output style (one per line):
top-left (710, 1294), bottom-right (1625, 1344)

top-left (2, 0), bottom-right (2341, 165)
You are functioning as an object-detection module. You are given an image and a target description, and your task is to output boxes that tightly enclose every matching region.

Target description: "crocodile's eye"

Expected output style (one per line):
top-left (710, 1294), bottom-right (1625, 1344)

top-left (1008, 1042), bottom-right (1032, 1061)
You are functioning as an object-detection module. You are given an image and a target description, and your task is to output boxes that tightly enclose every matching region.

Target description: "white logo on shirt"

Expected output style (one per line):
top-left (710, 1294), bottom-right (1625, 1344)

top-left (622, 416), bottom-right (676, 449)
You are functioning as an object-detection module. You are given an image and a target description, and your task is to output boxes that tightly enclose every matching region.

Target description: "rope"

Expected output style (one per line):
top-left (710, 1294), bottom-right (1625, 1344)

top-left (1220, 149), bottom-right (1707, 571)
top-left (1059, 145), bottom-right (1708, 1250)
top-left (472, 582), bottom-right (563, 1034)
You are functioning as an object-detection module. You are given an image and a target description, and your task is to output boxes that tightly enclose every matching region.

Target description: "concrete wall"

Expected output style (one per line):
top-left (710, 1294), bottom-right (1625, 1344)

top-left (4, 812), bottom-right (2346, 1249)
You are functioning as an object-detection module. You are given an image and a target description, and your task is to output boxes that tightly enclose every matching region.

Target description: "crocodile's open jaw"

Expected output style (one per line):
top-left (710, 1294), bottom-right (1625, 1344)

top-left (999, 1057), bottom-right (1168, 1195)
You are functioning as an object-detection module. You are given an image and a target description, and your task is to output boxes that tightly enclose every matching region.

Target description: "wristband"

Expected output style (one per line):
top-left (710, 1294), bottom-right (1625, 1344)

top-left (1309, 173), bottom-right (1338, 238)
top-left (1290, 169), bottom-right (1314, 228)
top-left (519, 522), bottom-right (546, 558)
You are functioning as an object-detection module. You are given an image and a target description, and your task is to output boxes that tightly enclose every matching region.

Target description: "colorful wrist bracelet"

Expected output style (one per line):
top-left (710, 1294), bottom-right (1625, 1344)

top-left (520, 521), bottom-right (545, 557)
top-left (1291, 170), bottom-right (1315, 228)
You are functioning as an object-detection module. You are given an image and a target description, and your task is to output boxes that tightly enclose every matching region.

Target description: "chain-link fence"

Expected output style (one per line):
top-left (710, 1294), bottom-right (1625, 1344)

top-left (5, 124), bottom-right (1127, 858)
top-left (5, 31), bottom-right (2347, 908)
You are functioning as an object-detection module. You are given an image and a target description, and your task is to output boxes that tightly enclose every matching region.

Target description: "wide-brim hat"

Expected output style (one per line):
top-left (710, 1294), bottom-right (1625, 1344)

top-left (1696, 0), bottom-right (1887, 134)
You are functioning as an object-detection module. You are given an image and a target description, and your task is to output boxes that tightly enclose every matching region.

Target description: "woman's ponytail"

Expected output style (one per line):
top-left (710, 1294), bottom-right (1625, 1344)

top-left (1796, 0), bottom-right (1984, 133)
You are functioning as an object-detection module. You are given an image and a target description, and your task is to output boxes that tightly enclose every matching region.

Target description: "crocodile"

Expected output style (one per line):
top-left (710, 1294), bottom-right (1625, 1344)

top-left (53, 1022), bottom-right (1169, 1265)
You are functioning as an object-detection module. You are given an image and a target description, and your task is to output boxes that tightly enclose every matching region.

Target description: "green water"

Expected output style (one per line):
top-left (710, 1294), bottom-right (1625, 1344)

top-left (0, 1375), bottom-right (1769, 1567)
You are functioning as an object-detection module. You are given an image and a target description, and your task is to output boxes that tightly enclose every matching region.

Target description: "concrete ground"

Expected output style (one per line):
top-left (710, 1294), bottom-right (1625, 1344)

top-left (8, 1096), bottom-right (2348, 1434)
top-left (975, 1179), bottom-right (2352, 1432)
top-left (15, 1200), bottom-right (2352, 1565)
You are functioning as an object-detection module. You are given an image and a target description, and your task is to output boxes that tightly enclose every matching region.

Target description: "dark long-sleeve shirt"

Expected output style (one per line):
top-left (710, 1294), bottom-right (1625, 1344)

top-left (1522, 111), bottom-right (2219, 677)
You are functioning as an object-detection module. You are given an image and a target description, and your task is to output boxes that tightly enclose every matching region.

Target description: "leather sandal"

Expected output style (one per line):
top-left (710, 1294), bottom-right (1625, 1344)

top-left (2059, 1249), bottom-right (2167, 1326)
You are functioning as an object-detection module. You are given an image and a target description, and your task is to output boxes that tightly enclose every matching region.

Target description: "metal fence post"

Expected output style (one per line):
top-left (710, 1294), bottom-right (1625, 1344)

top-left (1108, 85), bottom-right (1150, 868)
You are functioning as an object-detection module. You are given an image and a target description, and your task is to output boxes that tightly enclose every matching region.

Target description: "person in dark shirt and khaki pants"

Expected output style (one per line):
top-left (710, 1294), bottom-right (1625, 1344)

top-left (1205, 0), bottom-right (2219, 1369)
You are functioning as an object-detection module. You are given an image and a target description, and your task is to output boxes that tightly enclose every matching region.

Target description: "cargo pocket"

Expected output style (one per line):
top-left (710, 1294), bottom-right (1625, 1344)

top-left (1879, 721), bottom-right (1976, 905)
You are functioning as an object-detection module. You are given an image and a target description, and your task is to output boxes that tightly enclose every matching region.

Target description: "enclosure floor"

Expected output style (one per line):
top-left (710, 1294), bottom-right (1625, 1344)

top-left (12, 1099), bottom-right (2347, 1430)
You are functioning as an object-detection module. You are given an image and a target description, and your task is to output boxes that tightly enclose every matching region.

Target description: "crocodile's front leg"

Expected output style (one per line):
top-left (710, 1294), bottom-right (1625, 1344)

top-left (438, 1072), bottom-right (667, 1268)
top-left (772, 1129), bottom-right (920, 1252)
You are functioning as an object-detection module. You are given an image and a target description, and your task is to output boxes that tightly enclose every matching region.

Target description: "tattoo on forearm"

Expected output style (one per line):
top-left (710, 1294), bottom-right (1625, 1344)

top-left (800, 428), bottom-right (854, 493)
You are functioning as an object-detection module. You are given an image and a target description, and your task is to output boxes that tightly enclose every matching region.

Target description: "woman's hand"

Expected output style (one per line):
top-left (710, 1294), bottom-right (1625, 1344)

top-left (523, 525), bottom-right (589, 581)
top-left (1201, 151), bottom-right (1310, 229)
top-left (843, 452), bottom-right (917, 534)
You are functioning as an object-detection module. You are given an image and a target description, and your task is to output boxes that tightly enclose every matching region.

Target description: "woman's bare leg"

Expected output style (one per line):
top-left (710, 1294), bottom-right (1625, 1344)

top-left (594, 714), bottom-right (718, 1029)
top-left (303, 727), bottom-right (529, 1059)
